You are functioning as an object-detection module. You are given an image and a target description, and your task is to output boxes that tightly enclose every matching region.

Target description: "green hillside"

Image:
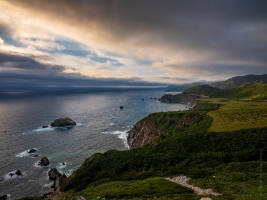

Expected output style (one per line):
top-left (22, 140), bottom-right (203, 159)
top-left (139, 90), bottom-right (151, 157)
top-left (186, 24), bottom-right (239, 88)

top-left (165, 82), bottom-right (207, 92)
top-left (52, 101), bottom-right (267, 200)
top-left (210, 74), bottom-right (267, 89)
top-left (184, 84), bottom-right (221, 95)
top-left (211, 83), bottom-right (267, 100)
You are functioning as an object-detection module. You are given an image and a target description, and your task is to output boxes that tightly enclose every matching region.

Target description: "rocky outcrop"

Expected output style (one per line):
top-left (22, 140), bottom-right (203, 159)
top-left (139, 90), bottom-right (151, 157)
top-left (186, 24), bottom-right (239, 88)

top-left (51, 117), bottom-right (76, 127)
top-left (0, 194), bottom-right (8, 199)
top-left (48, 168), bottom-right (67, 195)
top-left (38, 157), bottom-right (49, 166)
top-left (160, 93), bottom-right (200, 107)
top-left (127, 120), bottom-right (162, 149)
top-left (15, 170), bottom-right (21, 176)
top-left (28, 148), bottom-right (37, 153)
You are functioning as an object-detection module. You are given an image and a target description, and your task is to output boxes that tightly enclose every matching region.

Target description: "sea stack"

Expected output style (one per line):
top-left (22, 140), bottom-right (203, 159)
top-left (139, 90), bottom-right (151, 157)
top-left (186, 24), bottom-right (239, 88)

top-left (51, 117), bottom-right (76, 127)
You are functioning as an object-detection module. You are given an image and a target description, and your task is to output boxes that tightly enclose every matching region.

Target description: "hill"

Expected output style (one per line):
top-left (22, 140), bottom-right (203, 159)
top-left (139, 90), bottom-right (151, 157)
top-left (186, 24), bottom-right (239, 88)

top-left (184, 84), bottom-right (221, 96)
top-left (210, 74), bottom-right (267, 89)
top-left (211, 83), bottom-right (267, 100)
top-left (165, 82), bottom-right (208, 92)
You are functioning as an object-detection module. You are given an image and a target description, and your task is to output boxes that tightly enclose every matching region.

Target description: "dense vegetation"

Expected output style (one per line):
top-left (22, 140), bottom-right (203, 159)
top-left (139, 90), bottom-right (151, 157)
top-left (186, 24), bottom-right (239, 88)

top-left (56, 102), bottom-right (267, 199)
top-left (184, 84), bottom-right (221, 95)
top-left (211, 84), bottom-right (267, 100)
top-left (210, 74), bottom-right (267, 89)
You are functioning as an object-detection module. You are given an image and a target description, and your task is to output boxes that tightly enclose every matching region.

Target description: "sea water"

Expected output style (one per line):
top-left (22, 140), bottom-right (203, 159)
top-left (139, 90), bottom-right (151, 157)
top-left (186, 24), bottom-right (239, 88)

top-left (0, 88), bottom-right (186, 199)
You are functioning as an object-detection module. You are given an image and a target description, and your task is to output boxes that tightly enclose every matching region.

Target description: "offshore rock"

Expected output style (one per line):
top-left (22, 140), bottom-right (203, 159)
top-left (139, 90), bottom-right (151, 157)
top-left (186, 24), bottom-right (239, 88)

top-left (15, 170), bottom-right (22, 176)
top-left (28, 148), bottom-right (37, 153)
top-left (38, 157), bottom-right (49, 166)
top-left (51, 117), bottom-right (76, 127)
top-left (0, 194), bottom-right (8, 199)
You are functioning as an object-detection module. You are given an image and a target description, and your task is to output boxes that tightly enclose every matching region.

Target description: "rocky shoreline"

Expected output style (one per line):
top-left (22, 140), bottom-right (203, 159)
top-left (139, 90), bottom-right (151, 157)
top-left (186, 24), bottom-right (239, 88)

top-left (159, 93), bottom-right (205, 108)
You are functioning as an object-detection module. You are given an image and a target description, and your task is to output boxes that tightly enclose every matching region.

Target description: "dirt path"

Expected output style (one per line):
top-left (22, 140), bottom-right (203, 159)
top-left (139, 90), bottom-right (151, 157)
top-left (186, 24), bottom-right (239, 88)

top-left (165, 176), bottom-right (221, 196)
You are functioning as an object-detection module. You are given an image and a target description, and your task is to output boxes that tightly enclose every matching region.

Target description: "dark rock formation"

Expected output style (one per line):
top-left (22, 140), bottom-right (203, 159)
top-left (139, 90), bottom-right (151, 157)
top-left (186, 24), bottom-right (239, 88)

top-left (160, 93), bottom-right (198, 104)
top-left (48, 168), bottom-right (67, 194)
top-left (15, 170), bottom-right (21, 176)
top-left (51, 117), bottom-right (76, 127)
top-left (48, 168), bottom-right (60, 180)
top-left (127, 120), bottom-right (162, 149)
top-left (28, 148), bottom-right (37, 153)
top-left (42, 125), bottom-right (49, 128)
top-left (120, 106), bottom-right (123, 109)
top-left (9, 173), bottom-right (14, 177)
top-left (38, 157), bottom-right (49, 166)
top-left (33, 154), bottom-right (39, 157)
top-left (0, 194), bottom-right (8, 199)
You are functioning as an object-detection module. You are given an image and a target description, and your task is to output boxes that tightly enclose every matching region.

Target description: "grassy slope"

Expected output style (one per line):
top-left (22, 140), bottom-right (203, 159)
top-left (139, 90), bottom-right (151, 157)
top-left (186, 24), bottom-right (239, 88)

top-left (204, 99), bottom-right (267, 132)
top-left (57, 101), bottom-right (267, 200)
top-left (184, 84), bottom-right (221, 95)
top-left (211, 84), bottom-right (267, 100)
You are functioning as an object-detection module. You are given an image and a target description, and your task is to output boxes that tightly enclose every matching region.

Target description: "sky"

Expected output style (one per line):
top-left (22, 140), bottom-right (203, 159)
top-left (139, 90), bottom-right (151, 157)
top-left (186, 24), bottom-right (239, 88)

top-left (0, 0), bottom-right (267, 88)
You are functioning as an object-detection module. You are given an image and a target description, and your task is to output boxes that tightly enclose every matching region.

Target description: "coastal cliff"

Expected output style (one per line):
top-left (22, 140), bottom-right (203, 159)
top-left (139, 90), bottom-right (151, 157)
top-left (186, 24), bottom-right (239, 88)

top-left (127, 119), bottom-right (162, 148)
top-left (127, 112), bottom-right (205, 149)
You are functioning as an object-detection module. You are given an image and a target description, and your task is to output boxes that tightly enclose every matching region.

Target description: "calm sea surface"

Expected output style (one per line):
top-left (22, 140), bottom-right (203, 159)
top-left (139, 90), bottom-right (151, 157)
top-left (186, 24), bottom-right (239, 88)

top-left (0, 88), bottom-right (187, 199)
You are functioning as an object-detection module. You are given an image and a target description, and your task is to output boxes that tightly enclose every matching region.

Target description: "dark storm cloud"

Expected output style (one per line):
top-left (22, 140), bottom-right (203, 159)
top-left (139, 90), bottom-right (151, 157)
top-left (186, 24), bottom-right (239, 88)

top-left (0, 52), bottom-right (64, 73)
top-left (11, 0), bottom-right (267, 69)
top-left (1, 0), bottom-right (267, 84)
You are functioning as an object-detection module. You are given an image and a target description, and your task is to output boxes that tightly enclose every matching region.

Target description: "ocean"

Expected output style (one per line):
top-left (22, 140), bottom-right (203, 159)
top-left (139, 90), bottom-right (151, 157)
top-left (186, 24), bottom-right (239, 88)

top-left (0, 88), bottom-right (187, 199)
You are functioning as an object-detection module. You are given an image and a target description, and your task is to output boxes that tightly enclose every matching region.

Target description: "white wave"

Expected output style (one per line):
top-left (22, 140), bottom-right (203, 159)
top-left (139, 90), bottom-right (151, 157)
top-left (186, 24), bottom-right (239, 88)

top-left (42, 182), bottom-right (53, 188)
top-left (110, 123), bottom-right (115, 126)
top-left (4, 171), bottom-right (26, 180)
top-left (57, 162), bottom-right (67, 169)
top-left (22, 123), bottom-right (81, 135)
top-left (102, 130), bottom-right (129, 149)
top-left (15, 148), bottom-right (38, 157)
top-left (65, 169), bottom-right (73, 177)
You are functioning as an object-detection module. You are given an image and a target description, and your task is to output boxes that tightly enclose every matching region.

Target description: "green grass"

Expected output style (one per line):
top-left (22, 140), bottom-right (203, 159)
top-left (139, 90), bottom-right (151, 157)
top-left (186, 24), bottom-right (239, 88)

top-left (79, 178), bottom-right (197, 199)
top-left (203, 98), bottom-right (267, 132)
top-left (211, 84), bottom-right (267, 100)
top-left (184, 84), bottom-right (221, 95)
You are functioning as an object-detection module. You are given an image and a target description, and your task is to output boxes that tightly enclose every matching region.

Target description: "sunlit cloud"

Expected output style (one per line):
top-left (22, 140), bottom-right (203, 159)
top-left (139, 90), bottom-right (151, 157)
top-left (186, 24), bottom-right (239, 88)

top-left (0, 0), bottom-right (267, 87)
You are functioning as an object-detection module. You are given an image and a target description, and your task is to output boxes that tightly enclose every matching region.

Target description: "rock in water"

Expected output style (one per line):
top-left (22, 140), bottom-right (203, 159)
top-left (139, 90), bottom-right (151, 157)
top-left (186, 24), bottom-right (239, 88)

top-left (48, 168), bottom-right (60, 180)
top-left (28, 148), bottom-right (37, 153)
top-left (38, 157), bottom-right (49, 166)
top-left (51, 117), bottom-right (76, 127)
top-left (42, 125), bottom-right (49, 128)
top-left (0, 194), bottom-right (8, 199)
top-left (15, 170), bottom-right (22, 176)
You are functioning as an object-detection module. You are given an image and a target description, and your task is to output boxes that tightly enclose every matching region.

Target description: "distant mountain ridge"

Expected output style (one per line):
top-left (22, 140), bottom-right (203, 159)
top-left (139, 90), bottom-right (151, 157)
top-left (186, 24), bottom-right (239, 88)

top-left (210, 74), bottom-right (267, 89)
top-left (165, 82), bottom-right (210, 92)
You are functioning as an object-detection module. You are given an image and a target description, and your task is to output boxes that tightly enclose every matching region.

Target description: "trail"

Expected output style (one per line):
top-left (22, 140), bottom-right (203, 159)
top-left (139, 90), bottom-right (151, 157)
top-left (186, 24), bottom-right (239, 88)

top-left (165, 176), bottom-right (221, 196)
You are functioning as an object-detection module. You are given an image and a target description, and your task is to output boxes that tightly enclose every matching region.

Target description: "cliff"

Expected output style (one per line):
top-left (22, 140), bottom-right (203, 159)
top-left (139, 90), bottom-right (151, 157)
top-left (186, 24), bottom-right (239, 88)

top-left (127, 119), bottom-right (162, 148)
top-left (127, 112), bottom-right (205, 149)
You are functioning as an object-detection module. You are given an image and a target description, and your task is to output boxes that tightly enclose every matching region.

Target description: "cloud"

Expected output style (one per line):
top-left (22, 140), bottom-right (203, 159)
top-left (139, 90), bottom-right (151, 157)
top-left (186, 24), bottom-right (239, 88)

top-left (19, 38), bottom-right (65, 51)
top-left (0, 0), bottom-right (267, 85)
top-left (0, 52), bottom-right (65, 76)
